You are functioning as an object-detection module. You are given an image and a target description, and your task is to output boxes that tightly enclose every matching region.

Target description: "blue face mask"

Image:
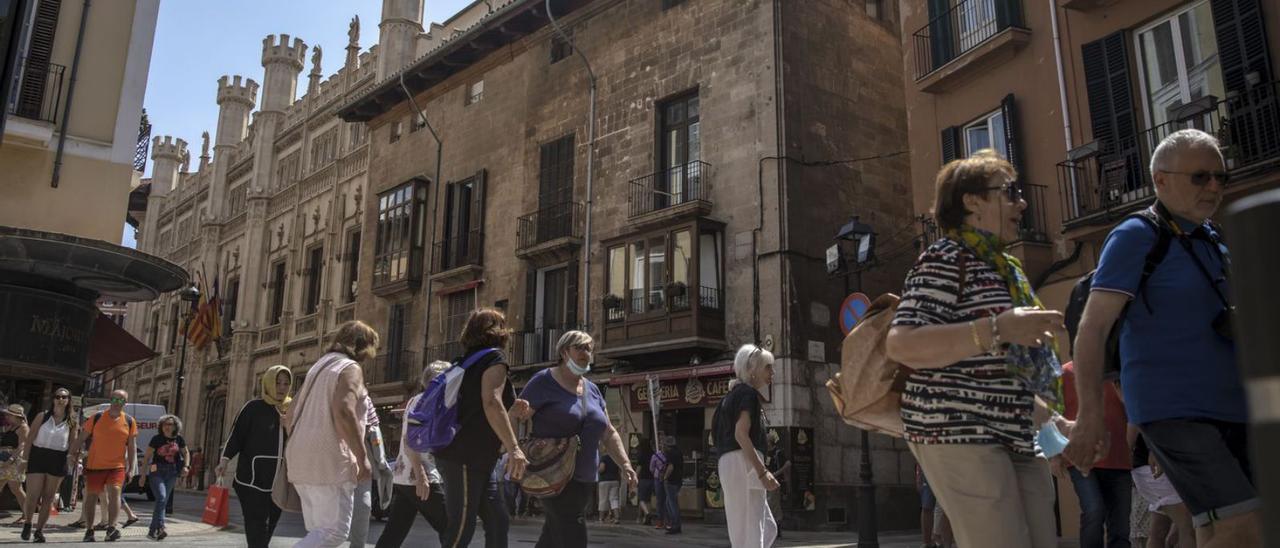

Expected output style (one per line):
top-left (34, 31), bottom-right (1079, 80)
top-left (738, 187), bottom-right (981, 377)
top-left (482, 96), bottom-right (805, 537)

top-left (566, 356), bottom-right (592, 377)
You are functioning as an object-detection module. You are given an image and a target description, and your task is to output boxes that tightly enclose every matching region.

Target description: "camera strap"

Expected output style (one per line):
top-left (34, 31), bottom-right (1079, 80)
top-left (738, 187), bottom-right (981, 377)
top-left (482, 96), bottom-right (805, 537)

top-left (1153, 202), bottom-right (1231, 310)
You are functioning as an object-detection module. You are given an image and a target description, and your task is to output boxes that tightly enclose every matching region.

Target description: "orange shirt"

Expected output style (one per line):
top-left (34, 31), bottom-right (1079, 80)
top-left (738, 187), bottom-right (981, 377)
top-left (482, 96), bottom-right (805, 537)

top-left (82, 412), bottom-right (137, 471)
top-left (1061, 362), bottom-right (1131, 470)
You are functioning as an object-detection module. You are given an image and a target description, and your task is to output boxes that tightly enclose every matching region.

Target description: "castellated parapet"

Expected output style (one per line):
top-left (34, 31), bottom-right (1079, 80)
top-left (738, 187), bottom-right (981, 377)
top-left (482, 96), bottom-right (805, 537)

top-left (262, 34), bottom-right (307, 70)
top-left (151, 136), bottom-right (188, 162)
top-left (216, 75), bottom-right (259, 108)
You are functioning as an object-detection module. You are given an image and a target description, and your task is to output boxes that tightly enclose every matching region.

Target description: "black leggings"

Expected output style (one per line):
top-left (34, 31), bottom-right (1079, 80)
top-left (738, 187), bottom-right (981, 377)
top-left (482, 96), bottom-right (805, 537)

top-left (233, 483), bottom-right (281, 548)
top-left (375, 483), bottom-right (448, 548)
top-left (438, 456), bottom-right (504, 548)
top-left (534, 480), bottom-right (594, 548)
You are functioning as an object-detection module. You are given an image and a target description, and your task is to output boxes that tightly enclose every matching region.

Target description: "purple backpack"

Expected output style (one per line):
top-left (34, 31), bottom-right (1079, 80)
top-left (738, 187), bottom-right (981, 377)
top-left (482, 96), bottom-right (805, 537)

top-left (405, 348), bottom-right (499, 453)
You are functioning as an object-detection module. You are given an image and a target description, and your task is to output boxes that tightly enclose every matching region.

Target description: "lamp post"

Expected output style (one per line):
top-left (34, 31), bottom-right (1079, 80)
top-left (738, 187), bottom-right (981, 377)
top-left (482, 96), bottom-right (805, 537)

top-left (832, 216), bottom-right (878, 548)
top-left (172, 283), bottom-right (200, 419)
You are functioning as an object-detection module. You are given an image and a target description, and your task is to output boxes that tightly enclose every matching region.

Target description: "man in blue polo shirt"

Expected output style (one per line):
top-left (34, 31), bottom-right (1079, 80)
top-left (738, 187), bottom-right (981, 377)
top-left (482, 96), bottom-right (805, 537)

top-left (1066, 129), bottom-right (1257, 547)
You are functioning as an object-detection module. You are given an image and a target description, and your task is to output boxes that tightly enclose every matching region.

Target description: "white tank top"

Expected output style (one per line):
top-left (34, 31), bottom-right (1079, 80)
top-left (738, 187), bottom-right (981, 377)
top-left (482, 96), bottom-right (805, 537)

top-left (285, 352), bottom-right (367, 486)
top-left (33, 418), bottom-right (70, 451)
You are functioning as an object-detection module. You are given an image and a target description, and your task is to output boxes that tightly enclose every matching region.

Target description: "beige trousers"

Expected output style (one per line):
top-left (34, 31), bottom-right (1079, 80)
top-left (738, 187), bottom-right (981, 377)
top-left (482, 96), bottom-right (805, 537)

top-left (910, 443), bottom-right (1056, 548)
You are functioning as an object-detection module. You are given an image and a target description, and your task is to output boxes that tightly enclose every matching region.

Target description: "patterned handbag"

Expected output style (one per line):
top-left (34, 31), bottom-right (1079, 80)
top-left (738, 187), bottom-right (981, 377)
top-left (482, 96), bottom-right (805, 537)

top-left (517, 384), bottom-right (587, 497)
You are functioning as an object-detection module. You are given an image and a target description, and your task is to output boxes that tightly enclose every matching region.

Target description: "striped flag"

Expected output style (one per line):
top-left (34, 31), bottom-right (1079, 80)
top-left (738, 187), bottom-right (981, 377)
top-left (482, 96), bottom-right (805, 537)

top-left (185, 272), bottom-right (223, 350)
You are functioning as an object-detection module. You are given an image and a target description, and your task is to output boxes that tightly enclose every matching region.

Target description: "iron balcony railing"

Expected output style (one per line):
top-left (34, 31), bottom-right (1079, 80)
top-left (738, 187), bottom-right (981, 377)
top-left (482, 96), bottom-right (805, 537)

top-left (607, 284), bottom-right (724, 322)
top-left (1016, 183), bottom-right (1050, 244)
top-left (432, 230), bottom-right (484, 273)
top-left (8, 62), bottom-right (65, 124)
top-left (1058, 81), bottom-right (1280, 228)
top-left (372, 350), bottom-right (418, 385)
top-left (512, 323), bottom-right (579, 366)
top-left (913, 0), bottom-right (1024, 79)
top-left (426, 341), bottom-right (466, 364)
top-left (135, 110), bottom-right (152, 172)
top-left (627, 160), bottom-right (712, 218)
top-left (517, 202), bottom-right (585, 251)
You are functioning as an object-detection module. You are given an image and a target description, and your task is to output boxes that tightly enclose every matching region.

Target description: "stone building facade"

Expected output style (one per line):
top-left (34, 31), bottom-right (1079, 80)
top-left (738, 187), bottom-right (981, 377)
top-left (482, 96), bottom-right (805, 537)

top-left (338, 0), bottom-right (921, 531)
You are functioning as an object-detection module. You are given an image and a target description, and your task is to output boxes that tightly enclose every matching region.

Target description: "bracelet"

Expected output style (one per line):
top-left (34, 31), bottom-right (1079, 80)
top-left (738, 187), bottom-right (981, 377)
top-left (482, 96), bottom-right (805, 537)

top-left (989, 315), bottom-right (1002, 350)
top-left (969, 321), bottom-right (987, 353)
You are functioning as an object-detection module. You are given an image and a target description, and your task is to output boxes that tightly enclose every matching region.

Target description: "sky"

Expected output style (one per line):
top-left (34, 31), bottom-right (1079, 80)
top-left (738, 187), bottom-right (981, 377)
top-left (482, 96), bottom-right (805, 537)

top-left (123, 0), bottom-right (476, 248)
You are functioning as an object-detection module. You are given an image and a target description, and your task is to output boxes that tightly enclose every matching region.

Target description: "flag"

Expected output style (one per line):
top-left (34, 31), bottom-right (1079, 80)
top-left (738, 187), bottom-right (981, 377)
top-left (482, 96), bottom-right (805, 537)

top-left (185, 271), bottom-right (216, 350)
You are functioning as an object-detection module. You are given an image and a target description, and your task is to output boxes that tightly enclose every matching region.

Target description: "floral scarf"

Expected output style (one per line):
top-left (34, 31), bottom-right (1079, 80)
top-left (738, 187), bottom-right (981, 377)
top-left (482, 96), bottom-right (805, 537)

top-left (947, 225), bottom-right (1064, 408)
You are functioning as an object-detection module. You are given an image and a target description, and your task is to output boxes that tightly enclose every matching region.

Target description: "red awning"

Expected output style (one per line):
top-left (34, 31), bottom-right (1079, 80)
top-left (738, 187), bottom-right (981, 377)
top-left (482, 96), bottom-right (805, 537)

top-left (89, 313), bottom-right (156, 373)
top-left (608, 362), bottom-right (733, 386)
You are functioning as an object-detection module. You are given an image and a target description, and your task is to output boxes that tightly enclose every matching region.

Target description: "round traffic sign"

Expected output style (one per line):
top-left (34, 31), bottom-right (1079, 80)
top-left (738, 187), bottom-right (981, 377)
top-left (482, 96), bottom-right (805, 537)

top-left (839, 292), bottom-right (872, 335)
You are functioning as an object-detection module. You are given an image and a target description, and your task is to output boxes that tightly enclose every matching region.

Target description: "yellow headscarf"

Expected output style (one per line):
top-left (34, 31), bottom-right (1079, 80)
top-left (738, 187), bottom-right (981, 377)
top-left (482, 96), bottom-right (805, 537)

top-left (262, 365), bottom-right (293, 414)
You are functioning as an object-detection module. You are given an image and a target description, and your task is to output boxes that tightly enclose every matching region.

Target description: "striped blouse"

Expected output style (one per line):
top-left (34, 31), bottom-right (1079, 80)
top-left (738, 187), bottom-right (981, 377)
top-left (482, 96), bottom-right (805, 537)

top-left (891, 238), bottom-right (1037, 457)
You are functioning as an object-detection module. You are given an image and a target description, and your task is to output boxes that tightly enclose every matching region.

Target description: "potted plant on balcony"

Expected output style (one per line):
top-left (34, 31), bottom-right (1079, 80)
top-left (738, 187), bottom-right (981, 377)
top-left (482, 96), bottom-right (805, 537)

top-left (603, 294), bottom-right (624, 310)
top-left (664, 281), bottom-right (688, 298)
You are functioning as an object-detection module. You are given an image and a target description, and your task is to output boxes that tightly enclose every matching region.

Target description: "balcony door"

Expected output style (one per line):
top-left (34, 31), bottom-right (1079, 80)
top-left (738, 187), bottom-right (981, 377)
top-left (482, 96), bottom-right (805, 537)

top-left (659, 93), bottom-right (700, 208)
top-left (538, 135), bottom-right (575, 242)
top-left (1135, 1), bottom-right (1226, 135)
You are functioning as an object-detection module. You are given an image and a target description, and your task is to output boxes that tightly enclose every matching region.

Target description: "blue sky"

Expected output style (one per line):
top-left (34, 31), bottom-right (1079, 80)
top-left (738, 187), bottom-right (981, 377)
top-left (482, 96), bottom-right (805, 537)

top-left (124, 0), bottom-right (475, 248)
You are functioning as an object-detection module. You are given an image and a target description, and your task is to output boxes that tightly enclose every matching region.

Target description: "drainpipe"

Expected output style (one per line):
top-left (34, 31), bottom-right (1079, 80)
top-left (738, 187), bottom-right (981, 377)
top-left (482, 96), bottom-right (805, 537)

top-left (546, 0), bottom-right (597, 332)
top-left (1050, 0), bottom-right (1072, 149)
top-left (401, 72), bottom-right (443, 354)
top-left (50, 0), bottom-right (91, 188)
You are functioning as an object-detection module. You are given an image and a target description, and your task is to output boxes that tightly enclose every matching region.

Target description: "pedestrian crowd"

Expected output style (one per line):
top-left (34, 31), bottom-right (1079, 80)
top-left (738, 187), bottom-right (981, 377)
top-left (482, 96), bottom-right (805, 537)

top-left (0, 129), bottom-right (1258, 548)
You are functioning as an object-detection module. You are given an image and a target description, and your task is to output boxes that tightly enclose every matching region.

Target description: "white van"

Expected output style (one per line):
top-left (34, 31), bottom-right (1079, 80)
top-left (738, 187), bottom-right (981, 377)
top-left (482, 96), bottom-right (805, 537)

top-left (81, 403), bottom-right (167, 496)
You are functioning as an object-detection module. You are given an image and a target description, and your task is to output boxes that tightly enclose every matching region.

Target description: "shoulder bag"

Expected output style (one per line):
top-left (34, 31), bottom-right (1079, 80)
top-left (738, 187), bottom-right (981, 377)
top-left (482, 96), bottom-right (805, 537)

top-left (518, 380), bottom-right (590, 498)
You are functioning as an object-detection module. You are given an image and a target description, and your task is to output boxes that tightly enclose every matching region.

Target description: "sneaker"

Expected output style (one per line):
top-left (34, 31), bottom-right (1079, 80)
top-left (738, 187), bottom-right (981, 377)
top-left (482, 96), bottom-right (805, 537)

top-left (157, 528), bottom-right (168, 541)
top-left (147, 529), bottom-right (159, 541)
top-left (83, 530), bottom-right (95, 542)
top-left (32, 530), bottom-right (44, 543)
top-left (105, 527), bottom-right (121, 542)
top-left (21, 522), bottom-right (31, 540)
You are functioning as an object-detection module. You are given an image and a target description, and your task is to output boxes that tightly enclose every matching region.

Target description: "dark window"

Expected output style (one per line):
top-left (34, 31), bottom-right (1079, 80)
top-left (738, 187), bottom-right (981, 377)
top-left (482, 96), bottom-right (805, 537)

top-left (374, 180), bottom-right (427, 288)
top-left (389, 120), bottom-right (402, 143)
top-left (537, 135), bottom-right (575, 241)
top-left (269, 261), bottom-right (287, 325)
top-left (662, 0), bottom-right (688, 10)
top-left (12, 0), bottom-right (60, 122)
top-left (440, 171), bottom-right (486, 270)
top-left (224, 278), bottom-right (240, 332)
top-left (386, 303), bottom-right (406, 380)
top-left (168, 303), bottom-right (180, 351)
top-left (550, 32), bottom-right (573, 64)
top-left (304, 246), bottom-right (324, 315)
top-left (1082, 31), bottom-right (1142, 192)
top-left (149, 310), bottom-right (160, 350)
top-left (657, 92), bottom-right (701, 206)
top-left (446, 290), bottom-right (477, 344)
top-left (344, 231), bottom-right (361, 303)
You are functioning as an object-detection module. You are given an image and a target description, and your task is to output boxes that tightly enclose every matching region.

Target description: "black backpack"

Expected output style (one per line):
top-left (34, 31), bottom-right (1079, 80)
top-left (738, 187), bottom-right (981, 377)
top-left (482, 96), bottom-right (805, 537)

top-left (1063, 209), bottom-right (1171, 381)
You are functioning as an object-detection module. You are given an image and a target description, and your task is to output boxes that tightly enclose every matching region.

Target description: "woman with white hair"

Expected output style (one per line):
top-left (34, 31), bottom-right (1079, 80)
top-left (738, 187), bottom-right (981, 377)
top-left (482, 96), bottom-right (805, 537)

top-left (712, 344), bottom-right (780, 548)
top-left (375, 360), bottom-right (451, 548)
top-left (141, 414), bottom-right (190, 540)
top-left (509, 330), bottom-right (638, 548)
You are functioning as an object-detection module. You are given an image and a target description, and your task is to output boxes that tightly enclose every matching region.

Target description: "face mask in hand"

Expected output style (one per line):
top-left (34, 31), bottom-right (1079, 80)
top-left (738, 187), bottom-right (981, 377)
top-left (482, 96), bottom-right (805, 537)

top-left (566, 356), bottom-right (592, 376)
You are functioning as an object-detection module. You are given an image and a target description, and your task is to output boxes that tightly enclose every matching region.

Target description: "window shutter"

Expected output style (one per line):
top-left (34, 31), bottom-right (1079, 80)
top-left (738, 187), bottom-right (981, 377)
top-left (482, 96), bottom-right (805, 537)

top-left (940, 126), bottom-right (961, 163)
top-left (16, 0), bottom-right (60, 120)
top-left (1000, 94), bottom-right (1023, 176)
top-left (1212, 0), bottom-right (1280, 164)
top-left (1082, 31), bottom-right (1142, 190)
top-left (926, 0), bottom-right (954, 71)
top-left (565, 260), bottom-right (579, 329)
top-left (471, 169), bottom-right (486, 233)
top-left (524, 269), bottom-right (538, 331)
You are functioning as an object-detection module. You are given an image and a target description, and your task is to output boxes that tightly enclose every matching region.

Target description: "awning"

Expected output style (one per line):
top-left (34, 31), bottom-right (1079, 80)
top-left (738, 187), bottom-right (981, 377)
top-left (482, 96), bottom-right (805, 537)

top-left (608, 362), bottom-right (733, 386)
top-left (89, 313), bottom-right (156, 372)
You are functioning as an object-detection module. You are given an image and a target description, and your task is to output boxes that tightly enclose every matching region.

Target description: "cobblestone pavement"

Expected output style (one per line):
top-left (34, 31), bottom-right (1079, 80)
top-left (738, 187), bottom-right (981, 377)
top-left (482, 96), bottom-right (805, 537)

top-left (0, 490), bottom-right (924, 547)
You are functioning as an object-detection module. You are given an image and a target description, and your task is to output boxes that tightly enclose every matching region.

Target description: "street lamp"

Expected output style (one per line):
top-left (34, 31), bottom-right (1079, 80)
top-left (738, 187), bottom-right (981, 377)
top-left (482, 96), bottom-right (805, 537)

top-left (833, 215), bottom-right (878, 548)
top-left (172, 283), bottom-right (200, 419)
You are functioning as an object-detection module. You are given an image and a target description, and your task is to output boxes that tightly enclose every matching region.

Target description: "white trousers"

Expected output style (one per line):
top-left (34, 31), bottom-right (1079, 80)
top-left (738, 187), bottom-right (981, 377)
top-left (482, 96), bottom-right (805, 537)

top-left (719, 450), bottom-right (777, 548)
top-left (598, 480), bottom-right (621, 512)
top-left (294, 482), bottom-right (357, 548)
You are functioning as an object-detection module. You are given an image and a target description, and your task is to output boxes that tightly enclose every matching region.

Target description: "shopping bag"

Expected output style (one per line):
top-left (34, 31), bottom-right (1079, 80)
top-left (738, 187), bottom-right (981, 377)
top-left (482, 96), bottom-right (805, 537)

top-left (202, 481), bottom-right (231, 527)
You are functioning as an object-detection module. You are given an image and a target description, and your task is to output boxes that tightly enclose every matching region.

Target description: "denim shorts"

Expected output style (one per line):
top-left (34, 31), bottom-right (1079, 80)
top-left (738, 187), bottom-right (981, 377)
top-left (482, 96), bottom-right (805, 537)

top-left (1140, 419), bottom-right (1260, 527)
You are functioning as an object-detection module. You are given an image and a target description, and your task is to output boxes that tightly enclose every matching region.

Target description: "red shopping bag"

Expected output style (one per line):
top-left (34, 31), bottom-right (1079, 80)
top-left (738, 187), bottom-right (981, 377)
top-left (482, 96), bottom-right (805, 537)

top-left (202, 483), bottom-right (230, 527)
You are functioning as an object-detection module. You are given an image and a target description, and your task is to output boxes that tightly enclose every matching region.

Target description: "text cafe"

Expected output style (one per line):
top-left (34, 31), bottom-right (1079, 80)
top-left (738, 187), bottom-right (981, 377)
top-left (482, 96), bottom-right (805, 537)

top-left (609, 364), bottom-right (735, 518)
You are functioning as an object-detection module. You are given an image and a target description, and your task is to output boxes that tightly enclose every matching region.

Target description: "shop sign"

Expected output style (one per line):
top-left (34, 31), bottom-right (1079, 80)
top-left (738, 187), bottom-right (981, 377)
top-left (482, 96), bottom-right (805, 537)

top-left (701, 429), bottom-right (723, 508)
top-left (0, 286), bottom-right (94, 375)
top-left (773, 426), bottom-right (816, 511)
top-left (629, 375), bottom-right (733, 411)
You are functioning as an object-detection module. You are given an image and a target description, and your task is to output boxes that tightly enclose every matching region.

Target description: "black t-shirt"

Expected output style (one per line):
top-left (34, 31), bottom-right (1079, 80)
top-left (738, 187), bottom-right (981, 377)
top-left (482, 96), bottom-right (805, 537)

top-left (1132, 433), bottom-right (1150, 469)
top-left (434, 348), bottom-right (515, 464)
top-left (712, 383), bottom-right (765, 455)
top-left (663, 446), bottom-right (684, 483)
top-left (600, 455), bottom-right (620, 481)
top-left (637, 448), bottom-right (654, 480)
top-left (149, 434), bottom-right (186, 468)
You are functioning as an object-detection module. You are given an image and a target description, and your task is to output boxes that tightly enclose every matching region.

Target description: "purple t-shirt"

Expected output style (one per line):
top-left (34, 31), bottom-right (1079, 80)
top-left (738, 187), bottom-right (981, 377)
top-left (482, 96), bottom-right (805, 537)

top-left (520, 368), bottom-right (608, 483)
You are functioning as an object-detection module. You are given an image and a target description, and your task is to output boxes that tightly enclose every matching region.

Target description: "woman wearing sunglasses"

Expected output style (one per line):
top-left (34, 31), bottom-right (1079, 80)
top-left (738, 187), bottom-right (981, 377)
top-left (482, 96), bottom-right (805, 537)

top-left (141, 415), bottom-right (189, 540)
top-left (17, 389), bottom-right (76, 542)
top-left (712, 344), bottom-right (779, 548)
top-left (885, 150), bottom-right (1069, 548)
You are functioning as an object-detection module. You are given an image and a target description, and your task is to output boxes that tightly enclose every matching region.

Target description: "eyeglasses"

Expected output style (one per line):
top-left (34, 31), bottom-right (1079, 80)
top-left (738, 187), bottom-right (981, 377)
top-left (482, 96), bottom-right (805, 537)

top-left (982, 183), bottom-right (1024, 203)
top-left (1162, 170), bottom-right (1230, 187)
top-left (110, 398), bottom-right (126, 404)
top-left (572, 343), bottom-right (593, 353)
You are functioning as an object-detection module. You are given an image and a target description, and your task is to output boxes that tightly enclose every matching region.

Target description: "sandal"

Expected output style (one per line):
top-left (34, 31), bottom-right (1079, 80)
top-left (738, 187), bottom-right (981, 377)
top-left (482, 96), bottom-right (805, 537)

top-left (68, 519), bottom-right (87, 529)
top-left (123, 517), bottom-right (139, 528)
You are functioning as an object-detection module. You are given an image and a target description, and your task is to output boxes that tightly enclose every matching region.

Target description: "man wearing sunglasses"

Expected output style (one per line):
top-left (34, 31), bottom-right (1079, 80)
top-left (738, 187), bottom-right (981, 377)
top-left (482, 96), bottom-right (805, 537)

top-left (79, 390), bottom-right (139, 542)
top-left (1068, 129), bottom-right (1256, 548)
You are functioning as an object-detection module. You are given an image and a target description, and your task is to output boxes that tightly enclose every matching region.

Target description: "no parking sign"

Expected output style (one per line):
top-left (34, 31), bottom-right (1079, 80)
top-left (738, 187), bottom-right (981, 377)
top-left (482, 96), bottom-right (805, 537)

top-left (839, 292), bottom-right (872, 335)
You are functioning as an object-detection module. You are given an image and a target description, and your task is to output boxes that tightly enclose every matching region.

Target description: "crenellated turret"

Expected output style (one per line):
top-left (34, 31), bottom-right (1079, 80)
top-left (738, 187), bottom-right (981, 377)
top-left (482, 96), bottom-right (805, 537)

top-left (215, 75), bottom-right (258, 147)
top-left (260, 34), bottom-right (307, 113)
top-left (150, 136), bottom-right (187, 194)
